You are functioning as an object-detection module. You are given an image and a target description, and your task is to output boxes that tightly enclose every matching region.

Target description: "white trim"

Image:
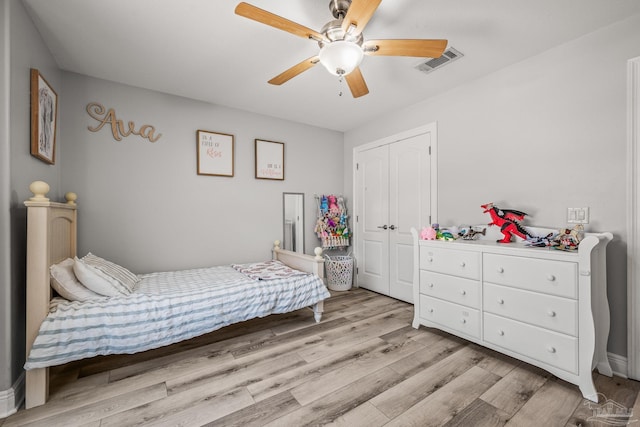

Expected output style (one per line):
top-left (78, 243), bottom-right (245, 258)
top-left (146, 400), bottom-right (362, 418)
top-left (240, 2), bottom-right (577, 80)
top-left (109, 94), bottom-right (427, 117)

top-left (627, 56), bottom-right (640, 381)
top-left (0, 373), bottom-right (24, 419)
top-left (608, 352), bottom-right (628, 379)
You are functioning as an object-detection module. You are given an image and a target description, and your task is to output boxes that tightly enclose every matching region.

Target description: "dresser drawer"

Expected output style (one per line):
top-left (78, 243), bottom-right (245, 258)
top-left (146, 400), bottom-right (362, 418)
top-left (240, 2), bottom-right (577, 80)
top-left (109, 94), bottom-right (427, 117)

top-left (419, 295), bottom-right (480, 339)
top-left (483, 253), bottom-right (577, 299)
top-left (483, 283), bottom-right (577, 336)
top-left (483, 313), bottom-right (578, 374)
top-left (419, 246), bottom-right (480, 280)
top-left (420, 270), bottom-right (480, 309)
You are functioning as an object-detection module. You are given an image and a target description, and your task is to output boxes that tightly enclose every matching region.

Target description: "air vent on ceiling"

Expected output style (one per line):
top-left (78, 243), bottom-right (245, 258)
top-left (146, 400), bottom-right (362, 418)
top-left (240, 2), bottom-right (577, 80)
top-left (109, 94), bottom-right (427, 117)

top-left (414, 47), bottom-right (464, 74)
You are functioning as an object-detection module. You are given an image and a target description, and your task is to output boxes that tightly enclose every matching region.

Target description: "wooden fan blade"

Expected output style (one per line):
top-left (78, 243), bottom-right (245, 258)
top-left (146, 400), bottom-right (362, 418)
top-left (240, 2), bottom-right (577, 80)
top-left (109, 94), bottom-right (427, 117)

top-left (345, 67), bottom-right (369, 98)
top-left (268, 56), bottom-right (320, 85)
top-left (235, 2), bottom-right (327, 42)
top-left (341, 0), bottom-right (382, 35)
top-left (363, 39), bottom-right (448, 58)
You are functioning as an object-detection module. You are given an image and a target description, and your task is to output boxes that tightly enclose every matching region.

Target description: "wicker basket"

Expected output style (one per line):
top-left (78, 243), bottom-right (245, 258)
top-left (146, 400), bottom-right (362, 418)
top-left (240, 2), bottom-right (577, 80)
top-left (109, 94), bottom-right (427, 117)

top-left (325, 255), bottom-right (353, 291)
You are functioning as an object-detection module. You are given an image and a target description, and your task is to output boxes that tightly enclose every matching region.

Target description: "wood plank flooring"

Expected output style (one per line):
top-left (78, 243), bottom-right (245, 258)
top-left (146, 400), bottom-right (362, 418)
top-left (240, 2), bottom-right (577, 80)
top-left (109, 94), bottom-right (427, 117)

top-left (3, 288), bottom-right (640, 426)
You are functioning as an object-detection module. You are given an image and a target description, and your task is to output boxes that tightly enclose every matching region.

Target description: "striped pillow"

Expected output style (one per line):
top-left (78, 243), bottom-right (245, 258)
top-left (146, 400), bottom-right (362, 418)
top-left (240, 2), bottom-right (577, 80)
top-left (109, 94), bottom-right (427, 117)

top-left (74, 253), bottom-right (139, 296)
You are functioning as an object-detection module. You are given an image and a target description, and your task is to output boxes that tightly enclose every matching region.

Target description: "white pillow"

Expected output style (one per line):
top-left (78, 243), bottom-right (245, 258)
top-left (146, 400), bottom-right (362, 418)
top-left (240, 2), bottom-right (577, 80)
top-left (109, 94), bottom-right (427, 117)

top-left (73, 256), bottom-right (131, 297)
top-left (81, 252), bottom-right (139, 292)
top-left (50, 258), bottom-right (104, 301)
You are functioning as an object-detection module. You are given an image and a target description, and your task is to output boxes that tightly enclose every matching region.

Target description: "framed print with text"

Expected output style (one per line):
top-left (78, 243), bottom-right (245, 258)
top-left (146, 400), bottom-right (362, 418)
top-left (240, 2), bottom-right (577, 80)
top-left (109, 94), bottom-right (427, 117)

top-left (255, 139), bottom-right (284, 180)
top-left (197, 130), bottom-right (234, 177)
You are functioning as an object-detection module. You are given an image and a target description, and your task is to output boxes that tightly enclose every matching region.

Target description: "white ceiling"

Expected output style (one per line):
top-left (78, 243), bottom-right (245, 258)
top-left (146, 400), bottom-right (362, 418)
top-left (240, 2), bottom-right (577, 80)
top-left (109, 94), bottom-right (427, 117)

top-left (22, 0), bottom-right (640, 132)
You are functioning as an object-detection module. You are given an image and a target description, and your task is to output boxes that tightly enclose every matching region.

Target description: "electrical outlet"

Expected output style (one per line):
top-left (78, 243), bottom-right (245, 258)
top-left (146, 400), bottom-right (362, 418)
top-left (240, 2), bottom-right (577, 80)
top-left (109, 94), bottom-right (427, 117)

top-left (567, 207), bottom-right (589, 224)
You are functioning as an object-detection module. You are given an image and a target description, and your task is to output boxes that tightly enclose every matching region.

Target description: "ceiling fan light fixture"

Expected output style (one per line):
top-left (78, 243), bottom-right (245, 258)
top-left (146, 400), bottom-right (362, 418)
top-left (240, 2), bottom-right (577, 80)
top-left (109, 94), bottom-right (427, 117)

top-left (319, 40), bottom-right (364, 76)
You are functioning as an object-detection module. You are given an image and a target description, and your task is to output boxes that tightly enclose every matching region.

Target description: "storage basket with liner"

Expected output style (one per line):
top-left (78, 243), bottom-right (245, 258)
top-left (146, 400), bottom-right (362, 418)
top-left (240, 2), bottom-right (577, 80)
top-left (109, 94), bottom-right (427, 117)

top-left (325, 254), bottom-right (353, 291)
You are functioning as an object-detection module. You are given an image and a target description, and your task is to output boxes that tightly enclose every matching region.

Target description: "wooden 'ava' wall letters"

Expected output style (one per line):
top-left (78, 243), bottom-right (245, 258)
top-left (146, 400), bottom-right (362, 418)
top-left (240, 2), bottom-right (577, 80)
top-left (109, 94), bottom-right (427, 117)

top-left (86, 102), bottom-right (162, 142)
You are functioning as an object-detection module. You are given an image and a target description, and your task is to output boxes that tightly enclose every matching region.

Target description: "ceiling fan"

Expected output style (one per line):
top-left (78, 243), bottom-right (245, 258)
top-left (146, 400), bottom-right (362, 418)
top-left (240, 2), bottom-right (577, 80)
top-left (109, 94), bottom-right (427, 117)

top-left (235, 0), bottom-right (448, 98)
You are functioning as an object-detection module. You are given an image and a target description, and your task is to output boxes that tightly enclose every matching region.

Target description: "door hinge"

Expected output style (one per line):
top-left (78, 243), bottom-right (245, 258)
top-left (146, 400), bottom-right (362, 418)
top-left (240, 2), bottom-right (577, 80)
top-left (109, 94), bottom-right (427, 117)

top-left (428, 146), bottom-right (431, 155)
top-left (356, 215), bottom-right (359, 222)
top-left (429, 215), bottom-right (431, 224)
top-left (356, 267), bottom-right (359, 275)
top-left (356, 163), bottom-right (359, 170)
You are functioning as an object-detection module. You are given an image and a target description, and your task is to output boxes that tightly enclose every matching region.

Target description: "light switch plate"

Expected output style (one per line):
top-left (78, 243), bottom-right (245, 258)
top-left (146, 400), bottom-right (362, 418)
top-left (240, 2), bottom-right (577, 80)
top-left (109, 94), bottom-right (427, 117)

top-left (567, 207), bottom-right (589, 224)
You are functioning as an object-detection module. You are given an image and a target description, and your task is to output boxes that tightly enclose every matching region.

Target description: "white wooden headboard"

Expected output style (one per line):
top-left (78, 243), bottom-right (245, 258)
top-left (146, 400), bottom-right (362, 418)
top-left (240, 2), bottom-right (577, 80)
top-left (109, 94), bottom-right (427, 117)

top-left (24, 181), bottom-right (77, 409)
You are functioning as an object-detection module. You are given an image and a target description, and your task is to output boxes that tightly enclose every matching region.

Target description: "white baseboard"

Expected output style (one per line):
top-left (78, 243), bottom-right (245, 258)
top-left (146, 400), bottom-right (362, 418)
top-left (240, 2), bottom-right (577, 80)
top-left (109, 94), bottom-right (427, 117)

top-left (0, 373), bottom-right (24, 419)
top-left (608, 352), bottom-right (628, 378)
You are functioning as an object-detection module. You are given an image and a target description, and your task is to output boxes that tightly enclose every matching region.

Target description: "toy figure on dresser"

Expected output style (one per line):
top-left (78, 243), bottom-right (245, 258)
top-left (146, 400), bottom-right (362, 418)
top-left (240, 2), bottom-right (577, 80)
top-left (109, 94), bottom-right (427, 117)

top-left (551, 224), bottom-right (584, 251)
top-left (419, 225), bottom-right (437, 240)
top-left (458, 225), bottom-right (487, 240)
top-left (481, 202), bottom-right (536, 243)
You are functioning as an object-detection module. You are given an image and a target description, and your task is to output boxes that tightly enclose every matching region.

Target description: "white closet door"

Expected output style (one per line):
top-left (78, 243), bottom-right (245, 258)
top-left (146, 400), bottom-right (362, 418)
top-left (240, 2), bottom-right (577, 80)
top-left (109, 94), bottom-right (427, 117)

top-left (388, 133), bottom-right (432, 303)
top-left (355, 145), bottom-right (390, 295)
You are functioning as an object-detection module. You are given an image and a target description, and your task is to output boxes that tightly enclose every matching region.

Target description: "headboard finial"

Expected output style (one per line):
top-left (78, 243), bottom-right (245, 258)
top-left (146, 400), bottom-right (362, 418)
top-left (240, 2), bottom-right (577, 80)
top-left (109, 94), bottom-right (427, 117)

top-left (65, 192), bottom-right (78, 205)
top-left (274, 240), bottom-right (281, 250)
top-left (314, 247), bottom-right (323, 260)
top-left (29, 181), bottom-right (50, 201)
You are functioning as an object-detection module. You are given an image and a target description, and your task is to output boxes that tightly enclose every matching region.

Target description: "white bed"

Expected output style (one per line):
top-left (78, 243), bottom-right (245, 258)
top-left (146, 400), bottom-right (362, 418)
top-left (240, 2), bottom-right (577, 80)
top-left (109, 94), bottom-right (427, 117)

top-left (23, 181), bottom-right (329, 409)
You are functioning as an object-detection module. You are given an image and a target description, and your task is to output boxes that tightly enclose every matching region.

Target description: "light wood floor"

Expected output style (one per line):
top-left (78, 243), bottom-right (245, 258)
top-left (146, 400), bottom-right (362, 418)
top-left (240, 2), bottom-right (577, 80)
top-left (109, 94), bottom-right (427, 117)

top-left (3, 288), bottom-right (640, 426)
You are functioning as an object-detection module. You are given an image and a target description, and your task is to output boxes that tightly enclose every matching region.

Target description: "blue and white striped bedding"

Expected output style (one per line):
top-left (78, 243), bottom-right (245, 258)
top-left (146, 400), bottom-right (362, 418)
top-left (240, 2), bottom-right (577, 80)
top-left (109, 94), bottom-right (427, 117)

top-left (25, 264), bottom-right (330, 369)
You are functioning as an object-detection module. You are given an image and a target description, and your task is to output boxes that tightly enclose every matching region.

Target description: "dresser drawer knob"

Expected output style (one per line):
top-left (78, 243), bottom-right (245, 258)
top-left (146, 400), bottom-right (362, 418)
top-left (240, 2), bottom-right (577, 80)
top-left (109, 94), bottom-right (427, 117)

top-left (497, 267), bottom-right (504, 273)
top-left (460, 290), bottom-right (466, 295)
top-left (547, 346), bottom-right (557, 354)
top-left (460, 261), bottom-right (466, 267)
top-left (428, 308), bottom-right (434, 313)
top-left (547, 275), bottom-right (556, 282)
top-left (428, 283), bottom-right (434, 288)
top-left (497, 298), bottom-right (504, 305)
top-left (547, 310), bottom-right (557, 317)
top-left (498, 329), bottom-right (504, 336)
top-left (460, 318), bottom-right (467, 324)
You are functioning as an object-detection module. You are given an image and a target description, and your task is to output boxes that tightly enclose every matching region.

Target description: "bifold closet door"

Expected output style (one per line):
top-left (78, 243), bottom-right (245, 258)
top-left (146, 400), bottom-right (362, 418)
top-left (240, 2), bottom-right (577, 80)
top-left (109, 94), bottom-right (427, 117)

top-left (355, 132), bottom-right (431, 303)
top-left (356, 145), bottom-right (390, 295)
top-left (388, 133), bottom-right (431, 302)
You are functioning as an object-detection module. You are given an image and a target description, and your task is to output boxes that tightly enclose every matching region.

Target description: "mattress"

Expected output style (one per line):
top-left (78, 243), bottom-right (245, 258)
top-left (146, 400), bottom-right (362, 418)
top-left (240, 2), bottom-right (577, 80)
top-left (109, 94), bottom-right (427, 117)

top-left (25, 264), bottom-right (329, 369)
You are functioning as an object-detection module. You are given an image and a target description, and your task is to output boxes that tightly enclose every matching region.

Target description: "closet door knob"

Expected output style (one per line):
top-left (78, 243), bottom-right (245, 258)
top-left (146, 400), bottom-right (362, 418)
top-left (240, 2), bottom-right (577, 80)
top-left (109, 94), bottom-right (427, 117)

top-left (389, 225), bottom-right (396, 230)
top-left (377, 225), bottom-right (388, 230)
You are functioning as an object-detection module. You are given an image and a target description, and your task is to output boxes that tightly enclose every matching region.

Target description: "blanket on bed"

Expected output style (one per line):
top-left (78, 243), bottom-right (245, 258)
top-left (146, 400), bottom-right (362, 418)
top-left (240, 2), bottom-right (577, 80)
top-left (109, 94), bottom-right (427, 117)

top-left (25, 264), bottom-right (329, 369)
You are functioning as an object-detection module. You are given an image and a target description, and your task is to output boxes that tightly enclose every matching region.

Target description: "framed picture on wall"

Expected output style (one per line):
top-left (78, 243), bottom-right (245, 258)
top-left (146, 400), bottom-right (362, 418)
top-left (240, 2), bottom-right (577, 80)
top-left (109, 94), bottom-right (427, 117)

top-left (196, 130), bottom-right (234, 177)
top-left (30, 69), bottom-right (58, 164)
top-left (255, 139), bottom-right (284, 180)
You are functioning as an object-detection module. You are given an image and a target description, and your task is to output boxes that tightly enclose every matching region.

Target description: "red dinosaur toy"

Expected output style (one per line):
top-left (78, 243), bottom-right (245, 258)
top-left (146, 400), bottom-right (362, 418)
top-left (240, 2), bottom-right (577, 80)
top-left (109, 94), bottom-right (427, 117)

top-left (481, 202), bottom-right (534, 243)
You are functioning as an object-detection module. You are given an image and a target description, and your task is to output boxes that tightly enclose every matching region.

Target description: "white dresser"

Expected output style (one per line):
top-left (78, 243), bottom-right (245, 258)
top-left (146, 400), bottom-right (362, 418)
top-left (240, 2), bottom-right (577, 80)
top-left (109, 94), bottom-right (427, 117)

top-left (411, 228), bottom-right (613, 401)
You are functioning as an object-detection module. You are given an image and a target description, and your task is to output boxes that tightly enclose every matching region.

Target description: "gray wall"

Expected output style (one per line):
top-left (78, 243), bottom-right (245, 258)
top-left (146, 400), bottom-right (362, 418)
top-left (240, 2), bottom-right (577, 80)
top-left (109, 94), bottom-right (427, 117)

top-left (344, 14), bottom-right (640, 357)
top-left (1, 0), bottom-right (61, 394)
top-left (60, 72), bottom-right (344, 274)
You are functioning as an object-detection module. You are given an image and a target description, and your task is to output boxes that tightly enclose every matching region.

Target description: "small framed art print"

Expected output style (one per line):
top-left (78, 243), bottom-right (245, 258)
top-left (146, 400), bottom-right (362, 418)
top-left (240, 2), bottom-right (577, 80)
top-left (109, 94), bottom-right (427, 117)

top-left (30, 69), bottom-right (58, 164)
top-left (197, 130), bottom-right (234, 177)
top-left (255, 139), bottom-right (284, 180)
